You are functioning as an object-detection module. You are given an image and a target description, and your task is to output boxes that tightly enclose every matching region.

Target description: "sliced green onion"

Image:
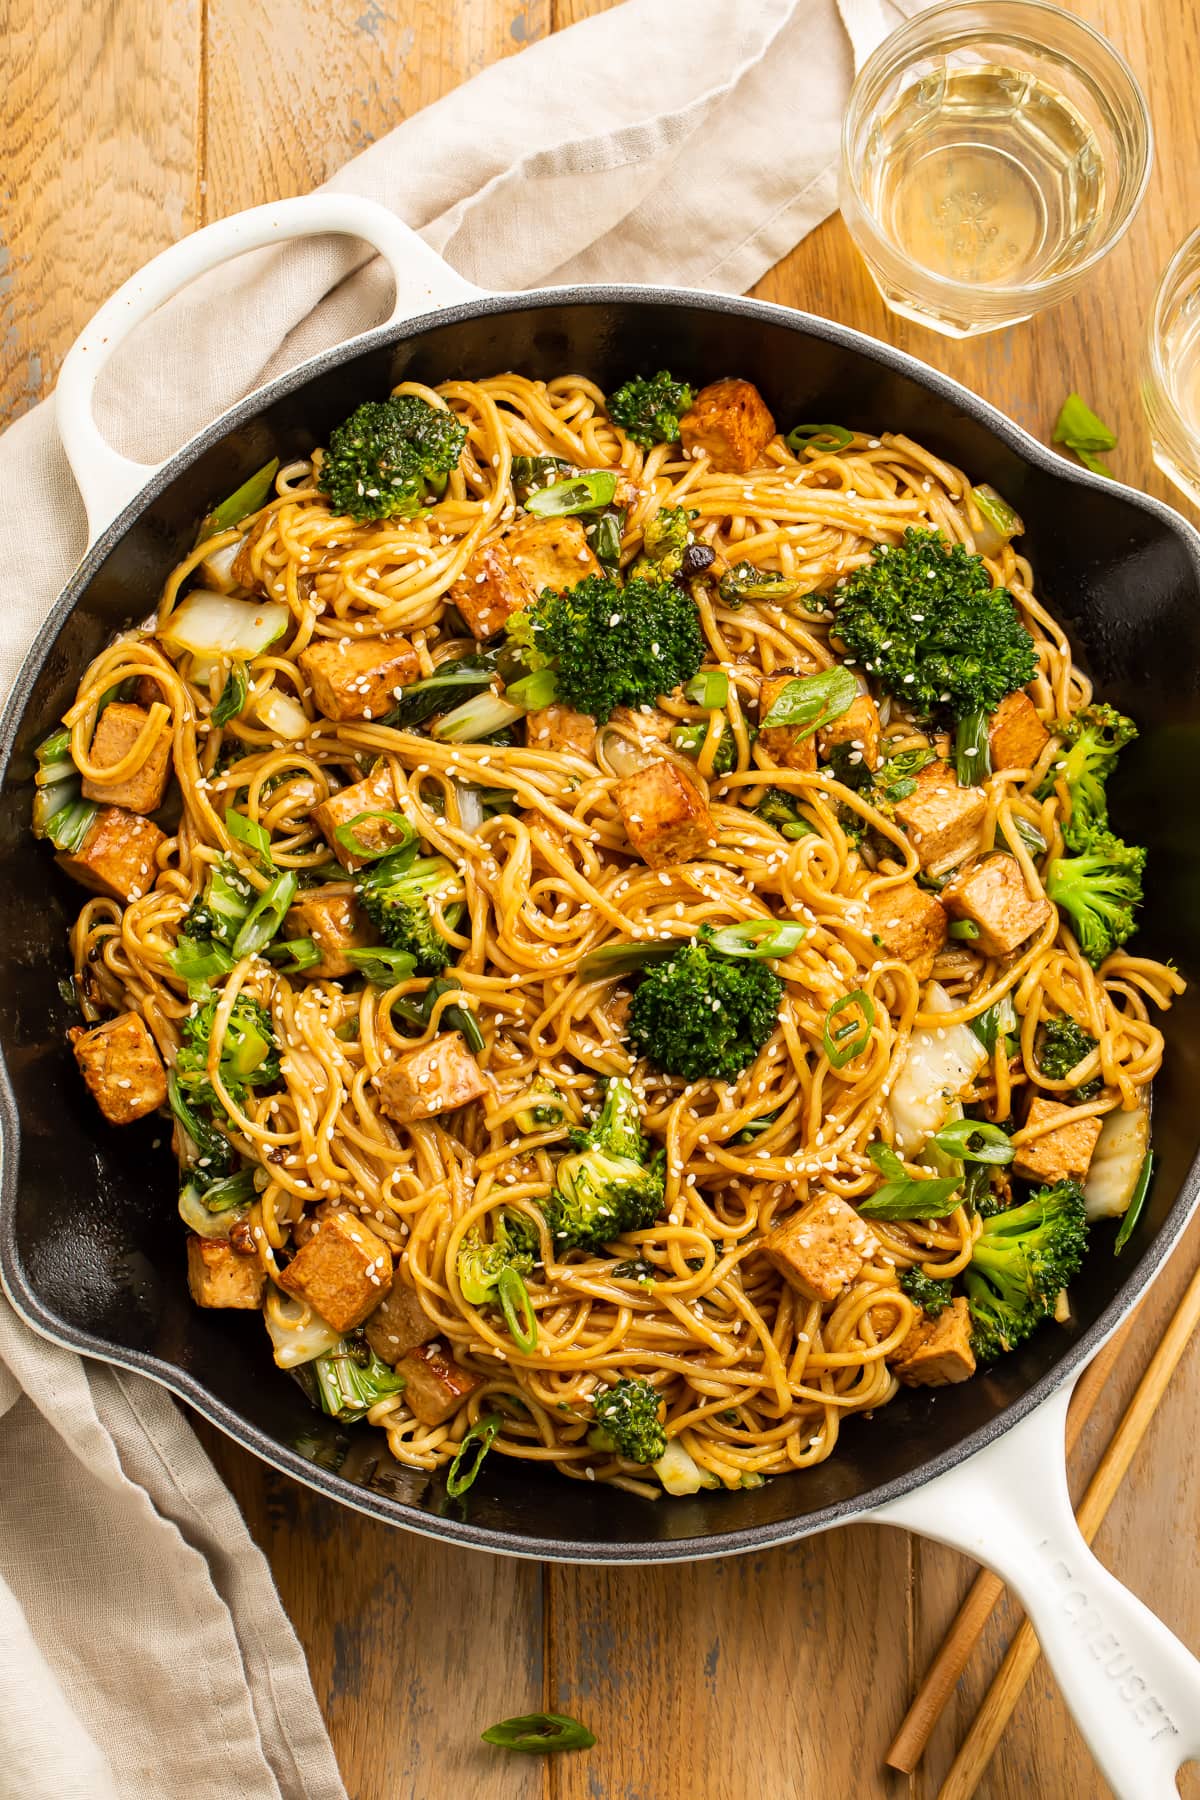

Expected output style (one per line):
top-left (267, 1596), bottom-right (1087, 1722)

top-left (480, 1711), bottom-right (595, 1754)
top-left (211, 665), bottom-right (248, 727)
top-left (858, 1142), bottom-right (962, 1220)
top-left (268, 937), bottom-right (323, 974)
top-left (170, 936), bottom-right (235, 994)
top-left (949, 919), bottom-right (981, 940)
top-left (954, 707), bottom-right (992, 787)
top-left (511, 455), bottom-right (573, 503)
top-left (787, 424), bottom-right (855, 454)
top-left (200, 458), bottom-right (280, 539)
top-left (45, 799), bottom-right (100, 854)
top-left (1114, 1150), bottom-right (1154, 1255)
top-left (524, 470), bottom-right (618, 517)
top-left (586, 509), bottom-right (625, 572)
top-left (432, 692), bottom-right (526, 743)
top-left (225, 806), bottom-right (275, 869)
top-left (929, 1118), bottom-right (1015, 1165)
top-left (446, 1411), bottom-right (504, 1498)
top-left (345, 946), bottom-right (418, 986)
top-left (332, 810), bottom-right (416, 862)
top-left (684, 670), bottom-right (729, 709)
top-left (760, 667), bottom-right (858, 737)
top-left (822, 990), bottom-right (875, 1069)
top-left (231, 870), bottom-right (298, 958)
top-left (1053, 394), bottom-right (1116, 454)
top-left (497, 1266), bottom-right (538, 1353)
top-left (578, 940), bottom-right (681, 981)
top-left (507, 668), bottom-right (559, 710)
top-left (705, 920), bottom-right (807, 960)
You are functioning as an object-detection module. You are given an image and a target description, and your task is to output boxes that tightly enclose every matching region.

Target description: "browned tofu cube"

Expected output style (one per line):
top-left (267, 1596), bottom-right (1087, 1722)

top-left (398, 1343), bottom-right (481, 1426)
top-left (988, 690), bottom-right (1050, 772)
top-left (286, 888), bottom-right (372, 978)
top-left (893, 1295), bottom-right (976, 1387)
top-left (298, 635), bottom-right (420, 723)
top-left (80, 703), bottom-right (172, 814)
top-left (942, 854), bottom-right (1051, 958)
top-left (609, 704), bottom-right (677, 745)
top-left (1013, 1097), bottom-right (1102, 1185)
top-left (679, 378), bottom-right (776, 473)
top-left (377, 1031), bottom-right (490, 1125)
top-left (70, 1011), bottom-right (167, 1124)
top-left (615, 760), bottom-right (716, 869)
top-left (278, 1208), bottom-right (394, 1333)
top-left (506, 516), bottom-right (602, 596)
top-left (757, 671), bottom-right (818, 773)
top-left (762, 1194), bottom-right (880, 1304)
top-left (525, 703), bottom-right (596, 760)
top-left (862, 881), bottom-right (948, 981)
top-left (364, 1278), bottom-right (435, 1365)
top-left (818, 694), bottom-right (881, 770)
top-left (449, 542), bottom-right (535, 639)
top-left (893, 760), bottom-right (987, 874)
top-left (310, 764), bottom-right (400, 869)
top-left (186, 1235), bottom-right (267, 1310)
top-left (56, 807), bottom-right (167, 903)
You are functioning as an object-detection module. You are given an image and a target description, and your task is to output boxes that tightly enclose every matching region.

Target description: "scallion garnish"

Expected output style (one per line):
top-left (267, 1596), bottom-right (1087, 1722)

top-left (480, 1711), bottom-right (596, 1754)
top-left (524, 470), bottom-right (618, 517)
top-left (225, 806), bottom-right (274, 869)
top-left (497, 1266), bottom-right (538, 1353)
top-left (1114, 1149), bottom-right (1154, 1255)
top-left (1053, 393), bottom-right (1117, 479)
top-left (684, 669), bottom-right (729, 709)
top-left (704, 920), bottom-right (807, 960)
top-left (231, 870), bottom-right (298, 958)
top-left (333, 810), bottom-right (416, 861)
top-left (446, 1411), bottom-right (504, 1498)
top-left (822, 989), bottom-right (875, 1069)
top-left (787, 423), bottom-right (855, 453)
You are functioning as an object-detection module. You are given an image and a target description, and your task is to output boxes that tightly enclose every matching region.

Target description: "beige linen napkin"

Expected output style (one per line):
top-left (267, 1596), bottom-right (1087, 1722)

top-left (0, 0), bottom-right (918, 1793)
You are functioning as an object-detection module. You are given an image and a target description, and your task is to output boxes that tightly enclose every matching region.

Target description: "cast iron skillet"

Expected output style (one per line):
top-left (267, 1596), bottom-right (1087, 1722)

top-left (2, 197), bottom-right (1199, 1791)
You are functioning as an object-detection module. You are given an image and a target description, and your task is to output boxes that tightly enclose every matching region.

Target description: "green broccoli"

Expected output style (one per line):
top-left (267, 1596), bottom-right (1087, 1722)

top-left (1038, 703), bottom-right (1138, 846)
top-left (627, 929), bottom-right (783, 1083)
top-left (457, 1210), bottom-right (539, 1305)
top-left (588, 1376), bottom-right (667, 1463)
top-left (671, 720), bottom-right (737, 776)
top-left (512, 1075), bottom-right (568, 1134)
top-left (1037, 1016), bottom-right (1102, 1103)
top-left (543, 1077), bottom-right (665, 1253)
top-left (174, 992), bottom-right (279, 1110)
top-left (607, 370), bottom-right (694, 449)
top-left (963, 1181), bottom-right (1089, 1358)
top-left (833, 528), bottom-right (1038, 721)
top-left (318, 395), bottom-right (467, 522)
top-left (899, 1267), bottom-right (952, 1317)
top-left (631, 506), bottom-right (692, 581)
top-left (357, 849), bottom-right (464, 976)
top-left (1045, 827), bottom-right (1145, 967)
top-left (505, 573), bottom-right (704, 722)
top-left (755, 787), bottom-right (816, 840)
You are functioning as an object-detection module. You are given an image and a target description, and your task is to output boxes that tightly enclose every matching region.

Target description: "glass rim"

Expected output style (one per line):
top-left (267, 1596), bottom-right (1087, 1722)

top-left (840, 0), bottom-right (1154, 305)
top-left (1145, 225), bottom-right (1200, 442)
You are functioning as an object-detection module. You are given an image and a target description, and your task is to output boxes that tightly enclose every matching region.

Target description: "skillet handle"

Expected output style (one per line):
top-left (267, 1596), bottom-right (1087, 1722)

top-left (867, 1382), bottom-right (1200, 1798)
top-left (54, 193), bottom-right (484, 544)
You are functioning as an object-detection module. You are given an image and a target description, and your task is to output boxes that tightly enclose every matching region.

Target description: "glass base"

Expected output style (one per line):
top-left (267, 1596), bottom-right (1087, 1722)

top-left (866, 269), bottom-right (1035, 339)
top-left (1149, 440), bottom-right (1200, 514)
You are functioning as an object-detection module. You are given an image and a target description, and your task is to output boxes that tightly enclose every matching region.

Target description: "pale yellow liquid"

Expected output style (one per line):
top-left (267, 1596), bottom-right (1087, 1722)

top-left (863, 65), bottom-right (1106, 287)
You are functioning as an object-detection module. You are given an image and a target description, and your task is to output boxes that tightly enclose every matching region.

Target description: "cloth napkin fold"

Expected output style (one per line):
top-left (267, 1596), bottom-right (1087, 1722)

top-left (0, 0), bottom-right (918, 1793)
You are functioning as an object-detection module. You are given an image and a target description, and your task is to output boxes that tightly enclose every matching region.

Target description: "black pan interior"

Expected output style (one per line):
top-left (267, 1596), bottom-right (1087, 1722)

top-left (2, 291), bottom-right (1199, 1559)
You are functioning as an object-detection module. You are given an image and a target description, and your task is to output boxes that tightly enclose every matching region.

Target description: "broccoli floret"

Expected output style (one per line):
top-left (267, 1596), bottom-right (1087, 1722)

top-left (457, 1210), bottom-right (539, 1305)
top-left (963, 1181), bottom-right (1089, 1359)
top-left (671, 719), bottom-right (737, 776)
top-left (631, 506), bottom-right (692, 581)
top-left (543, 1077), bottom-right (665, 1253)
top-left (318, 395), bottom-right (467, 523)
top-left (755, 787), bottom-right (815, 840)
top-left (505, 573), bottom-right (704, 722)
top-left (1039, 703), bottom-right (1138, 846)
top-left (899, 1267), bottom-right (952, 1317)
top-left (607, 370), bottom-right (694, 449)
top-left (1046, 827), bottom-right (1145, 967)
top-left (588, 1376), bottom-right (667, 1464)
top-left (1037, 1016), bottom-right (1102, 1103)
top-left (627, 929), bottom-right (782, 1083)
top-left (834, 528), bottom-right (1038, 720)
top-left (357, 850), bottom-right (463, 976)
top-left (175, 993), bottom-right (279, 1109)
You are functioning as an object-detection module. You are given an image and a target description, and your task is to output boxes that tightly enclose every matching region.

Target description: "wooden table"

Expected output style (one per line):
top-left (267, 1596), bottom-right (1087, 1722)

top-left (5, 1), bottom-right (1200, 1794)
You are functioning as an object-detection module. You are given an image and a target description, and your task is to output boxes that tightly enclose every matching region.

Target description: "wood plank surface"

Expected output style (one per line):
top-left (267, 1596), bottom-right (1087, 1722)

top-left (3, 1), bottom-right (1200, 1798)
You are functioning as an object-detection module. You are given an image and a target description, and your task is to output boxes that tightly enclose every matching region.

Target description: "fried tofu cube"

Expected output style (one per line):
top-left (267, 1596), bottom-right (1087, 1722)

top-left (1013, 1097), bottom-right (1102, 1185)
top-left (525, 703), bottom-right (596, 760)
top-left (818, 694), bottom-right (881, 771)
top-left (56, 807), bottom-right (167, 903)
top-left (615, 760), bottom-right (716, 868)
top-left (762, 1194), bottom-right (880, 1304)
top-left (988, 690), bottom-right (1050, 773)
top-left (69, 1011), bottom-right (167, 1124)
top-left (310, 764), bottom-right (399, 869)
top-left (286, 888), bottom-right (372, 978)
top-left (364, 1278), bottom-right (435, 1365)
top-left (377, 1031), bottom-right (490, 1125)
top-left (863, 880), bottom-right (948, 981)
top-left (893, 1295), bottom-right (976, 1387)
top-left (506, 516), bottom-right (602, 597)
top-left (679, 378), bottom-right (776, 473)
top-left (893, 760), bottom-right (987, 874)
top-left (609, 704), bottom-right (677, 746)
top-left (80, 703), bottom-right (172, 814)
top-left (449, 541), bottom-right (535, 639)
top-left (298, 635), bottom-right (420, 723)
top-left (942, 854), bottom-right (1051, 958)
top-left (397, 1343), bottom-right (481, 1425)
top-left (186, 1235), bottom-right (267, 1310)
top-left (757, 671), bottom-right (818, 773)
top-left (277, 1208), bottom-right (394, 1333)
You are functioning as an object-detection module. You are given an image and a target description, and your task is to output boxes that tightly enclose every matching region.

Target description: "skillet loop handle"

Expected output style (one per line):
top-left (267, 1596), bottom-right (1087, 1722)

top-left (54, 193), bottom-right (485, 545)
top-left (869, 1384), bottom-right (1200, 1799)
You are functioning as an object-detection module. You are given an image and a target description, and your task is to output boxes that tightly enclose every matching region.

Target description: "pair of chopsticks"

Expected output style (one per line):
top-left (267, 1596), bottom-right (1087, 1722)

top-left (885, 1246), bottom-right (1200, 1797)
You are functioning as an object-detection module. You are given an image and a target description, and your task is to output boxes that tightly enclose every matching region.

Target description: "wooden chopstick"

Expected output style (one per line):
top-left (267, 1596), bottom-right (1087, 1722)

top-left (885, 1314), bottom-right (1136, 1774)
top-left (937, 1254), bottom-right (1200, 1800)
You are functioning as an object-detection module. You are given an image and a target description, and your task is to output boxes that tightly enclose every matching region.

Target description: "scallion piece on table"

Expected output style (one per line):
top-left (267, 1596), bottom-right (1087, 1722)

top-left (480, 1710), bottom-right (596, 1754)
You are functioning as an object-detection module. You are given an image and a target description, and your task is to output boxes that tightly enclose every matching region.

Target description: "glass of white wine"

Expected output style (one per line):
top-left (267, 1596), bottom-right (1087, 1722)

top-left (1143, 229), bottom-right (1200, 512)
top-left (840, 0), bottom-right (1152, 337)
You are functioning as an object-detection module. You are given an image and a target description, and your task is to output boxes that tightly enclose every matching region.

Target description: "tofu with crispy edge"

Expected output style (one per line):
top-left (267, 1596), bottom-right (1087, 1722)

top-left (278, 1207), bottom-right (395, 1333)
top-left (893, 760), bottom-right (987, 874)
top-left (942, 853), bottom-right (1051, 958)
top-left (310, 764), bottom-right (399, 870)
top-left (762, 1194), bottom-right (881, 1304)
top-left (298, 635), bottom-right (420, 723)
top-left (818, 693), bottom-right (882, 771)
top-left (1013, 1096), bottom-right (1102, 1185)
top-left (525, 702), bottom-right (597, 760)
top-left (364, 1278), bottom-right (436, 1365)
top-left (506, 516), bottom-right (603, 598)
top-left (377, 1031), bottom-right (490, 1125)
top-left (286, 889), bottom-right (372, 978)
top-left (615, 760), bottom-right (716, 869)
top-left (397, 1343), bottom-right (481, 1425)
top-left (757, 670), bottom-right (819, 773)
top-left (988, 690), bottom-right (1050, 773)
top-left (863, 880), bottom-right (948, 981)
top-left (609, 704), bottom-right (677, 746)
top-left (893, 1296), bottom-right (976, 1387)
top-left (56, 807), bottom-right (167, 903)
top-left (80, 703), bottom-right (172, 814)
top-left (69, 1012), bottom-right (167, 1124)
top-left (449, 542), bottom-right (536, 640)
top-left (679, 378), bottom-right (776, 473)
top-left (186, 1235), bottom-right (267, 1310)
